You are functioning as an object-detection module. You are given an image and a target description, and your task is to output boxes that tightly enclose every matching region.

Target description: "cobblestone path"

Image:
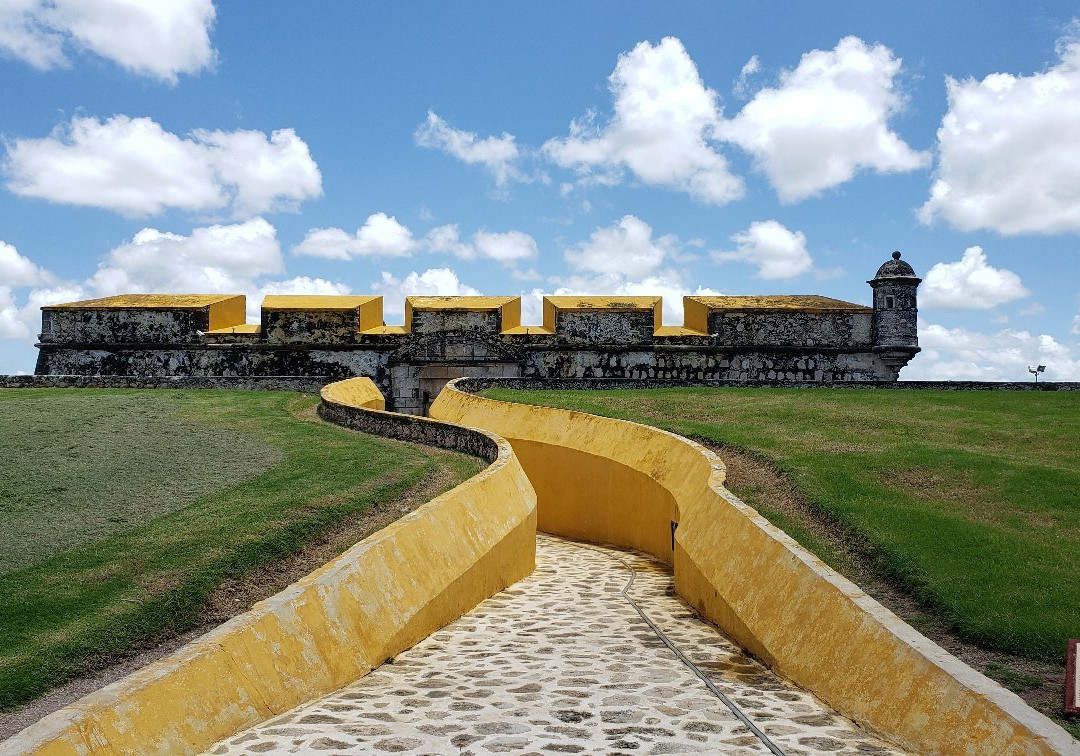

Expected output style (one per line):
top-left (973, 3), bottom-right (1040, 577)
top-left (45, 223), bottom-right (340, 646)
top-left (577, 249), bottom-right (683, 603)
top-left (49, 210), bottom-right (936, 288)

top-left (208, 535), bottom-right (903, 755)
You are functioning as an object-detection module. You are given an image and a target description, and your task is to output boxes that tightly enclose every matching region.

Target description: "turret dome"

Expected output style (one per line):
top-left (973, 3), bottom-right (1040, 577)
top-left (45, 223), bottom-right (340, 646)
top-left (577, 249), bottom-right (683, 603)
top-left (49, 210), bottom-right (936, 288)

top-left (873, 250), bottom-right (918, 279)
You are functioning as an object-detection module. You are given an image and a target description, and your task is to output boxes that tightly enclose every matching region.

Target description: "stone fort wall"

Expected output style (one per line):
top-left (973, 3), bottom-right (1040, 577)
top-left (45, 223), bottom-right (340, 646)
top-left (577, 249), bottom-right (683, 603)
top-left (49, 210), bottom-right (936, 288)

top-left (31, 256), bottom-right (924, 414)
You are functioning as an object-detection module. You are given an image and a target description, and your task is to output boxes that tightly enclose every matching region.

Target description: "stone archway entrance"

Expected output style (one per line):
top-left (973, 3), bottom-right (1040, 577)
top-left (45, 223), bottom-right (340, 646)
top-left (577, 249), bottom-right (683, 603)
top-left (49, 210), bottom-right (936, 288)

top-left (417, 363), bottom-right (520, 415)
top-left (387, 330), bottom-right (526, 415)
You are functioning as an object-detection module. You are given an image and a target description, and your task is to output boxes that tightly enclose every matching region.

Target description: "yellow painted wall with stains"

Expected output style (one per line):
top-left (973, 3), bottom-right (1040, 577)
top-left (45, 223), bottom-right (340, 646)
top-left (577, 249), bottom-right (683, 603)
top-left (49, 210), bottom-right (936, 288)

top-left (430, 382), bottom-right (1078, 756)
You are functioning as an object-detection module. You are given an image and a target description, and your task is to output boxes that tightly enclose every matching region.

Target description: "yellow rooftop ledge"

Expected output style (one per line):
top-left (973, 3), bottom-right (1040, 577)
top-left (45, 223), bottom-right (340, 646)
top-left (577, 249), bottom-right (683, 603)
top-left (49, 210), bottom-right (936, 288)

top-left (261, 295), bottom-right (381, 310)
top-left (686, 295), bottom-right (870, 313)
top-left (405, 296), bottom-right (518, 310)
top-left (42, 294), bottom-right (244, 310)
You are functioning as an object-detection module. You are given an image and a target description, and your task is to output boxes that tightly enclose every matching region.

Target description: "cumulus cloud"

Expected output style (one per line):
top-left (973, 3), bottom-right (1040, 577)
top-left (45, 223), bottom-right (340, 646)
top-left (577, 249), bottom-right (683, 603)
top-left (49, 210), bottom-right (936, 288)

top-left (549, 269), bottom-right (720, 325)
top-left (424, 224), bottom-right (475, 259)
top-left (564, 215), bottom-right (677, 278)
top-left (733, 55), bottom-right (761, 99)
top-left (86, 217), bottom-right (283, 296)
top-left (0, 239), bottom-right (53, 287)
top-left (0, 0), bottom-right (216, 83)
top-left (543, 37), bottom-right (744, 206)
top-left (4, 115), bottom-right (321, 218)
top-left (425, 225), bottom-right (538, 265)
top-left (904, 323), bottom-right (1080, 381)
top-left (712, 220), bottom-right (812, 279)
top-left (374, 268), bottom-right (481, 318)
top-left (415, 111), bottom-right (523, 187)
top-left (719, 36), bottom-right (928, 202)
top-left (293, 213), bottom-right (418, 260)
top-left (919, 34), bottom-right (1080, 234)
top-left (472, 230), bottom-right (537, 264)
top-left (920, 247), bottom-right (1028, 309)
top-left (0, 287), bottom-right (31, 339)
top-left (259, 276), bottom-right (351, 297)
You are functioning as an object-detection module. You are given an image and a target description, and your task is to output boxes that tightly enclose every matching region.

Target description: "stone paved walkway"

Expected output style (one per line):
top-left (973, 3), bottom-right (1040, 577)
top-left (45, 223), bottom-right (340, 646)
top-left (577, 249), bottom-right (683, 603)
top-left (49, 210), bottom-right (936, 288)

top-left (208, 535), bottom-right (903, 755)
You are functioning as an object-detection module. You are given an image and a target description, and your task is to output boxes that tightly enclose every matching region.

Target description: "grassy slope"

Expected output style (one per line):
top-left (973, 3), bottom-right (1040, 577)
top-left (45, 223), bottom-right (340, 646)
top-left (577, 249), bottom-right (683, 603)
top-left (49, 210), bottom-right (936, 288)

top-left (0, 389), bottom-right (483, 709)
top-left (485, 387), bottom-right (1080, 667)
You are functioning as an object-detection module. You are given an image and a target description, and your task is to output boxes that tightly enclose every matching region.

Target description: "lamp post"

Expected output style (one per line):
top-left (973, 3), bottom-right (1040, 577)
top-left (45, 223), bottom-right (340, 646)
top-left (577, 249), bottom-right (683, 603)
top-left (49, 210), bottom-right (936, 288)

top-left (1027, 365), bottom-right (1046, 383)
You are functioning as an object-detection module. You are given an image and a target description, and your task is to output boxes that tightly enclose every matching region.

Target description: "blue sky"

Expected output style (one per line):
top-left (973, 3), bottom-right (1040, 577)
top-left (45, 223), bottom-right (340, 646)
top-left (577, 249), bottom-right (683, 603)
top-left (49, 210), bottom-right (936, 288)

top-left (1, 2), bottom-right (1079, 379)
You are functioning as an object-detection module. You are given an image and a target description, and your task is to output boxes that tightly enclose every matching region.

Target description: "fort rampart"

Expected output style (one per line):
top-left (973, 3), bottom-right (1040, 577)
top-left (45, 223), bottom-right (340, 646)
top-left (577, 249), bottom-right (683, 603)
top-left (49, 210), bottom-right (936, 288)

top-left (31, 253), bottom-right (926, 414)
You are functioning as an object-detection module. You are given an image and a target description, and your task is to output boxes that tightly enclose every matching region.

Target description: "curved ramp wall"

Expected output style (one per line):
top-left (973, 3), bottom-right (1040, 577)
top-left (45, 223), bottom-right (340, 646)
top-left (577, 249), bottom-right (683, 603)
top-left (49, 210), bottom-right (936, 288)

top-left (7, 378), bottom-right (536, 756)
top-left (430, 379), bottom-right (1077, 756)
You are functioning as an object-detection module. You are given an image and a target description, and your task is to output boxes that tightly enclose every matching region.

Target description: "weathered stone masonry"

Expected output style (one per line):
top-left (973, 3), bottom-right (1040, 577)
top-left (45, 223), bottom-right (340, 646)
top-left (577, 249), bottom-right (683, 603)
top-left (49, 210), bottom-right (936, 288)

top-left (34, 253), bottom-right (922, 415)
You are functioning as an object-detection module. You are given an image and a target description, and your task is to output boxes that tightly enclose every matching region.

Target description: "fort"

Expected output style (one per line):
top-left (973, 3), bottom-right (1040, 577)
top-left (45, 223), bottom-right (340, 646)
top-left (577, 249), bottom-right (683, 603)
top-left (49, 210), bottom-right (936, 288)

top-left (33, 251), bottom-right (922, 414)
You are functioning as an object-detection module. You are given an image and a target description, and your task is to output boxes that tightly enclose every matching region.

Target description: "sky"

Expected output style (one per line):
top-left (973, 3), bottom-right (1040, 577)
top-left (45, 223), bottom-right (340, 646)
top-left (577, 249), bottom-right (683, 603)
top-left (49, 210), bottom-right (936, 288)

top-left (1, 2), bottom-right (1079, 380)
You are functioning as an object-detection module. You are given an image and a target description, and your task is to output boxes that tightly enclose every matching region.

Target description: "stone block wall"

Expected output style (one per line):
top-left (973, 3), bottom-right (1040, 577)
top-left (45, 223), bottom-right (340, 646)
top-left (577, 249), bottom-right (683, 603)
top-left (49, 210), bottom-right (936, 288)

top-left (33, 281), bottom-right (924, 414)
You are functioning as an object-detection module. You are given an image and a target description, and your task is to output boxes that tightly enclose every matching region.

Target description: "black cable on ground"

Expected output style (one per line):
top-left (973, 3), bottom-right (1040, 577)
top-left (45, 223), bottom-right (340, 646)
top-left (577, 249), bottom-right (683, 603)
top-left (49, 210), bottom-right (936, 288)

top-left (569, 538), bottom-right (786, 756)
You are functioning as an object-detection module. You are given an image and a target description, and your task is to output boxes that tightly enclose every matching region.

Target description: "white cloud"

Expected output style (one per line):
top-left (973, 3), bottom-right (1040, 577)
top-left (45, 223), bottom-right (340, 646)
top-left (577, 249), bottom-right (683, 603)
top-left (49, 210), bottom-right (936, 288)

top-left (415, 111), bottom-right (523, 187)
top-left (0, 239), bottom-right (53, 287)
top-left (0, 287), bottom-right (31, 339)
top-left (920, 246), bottom-right (1028, 309)
top-left (543, 37), bottom-right (744, 206)
top-left (0, 0), bottom-right (216, 83)
top-left (733, 54), bottom-right (760, 98)
top-left (374, 268), bottom-right (481, 318)
top-left (4, 115), bottom-right (321, 218)
top-left (293, 213), bottom-right (418, 260)
top-left (719, 36), bottom-right (928, 202)
top-left (713, 220), bottom-right (812, 279)
top-left (259, 276), bottom-right (351, 297)
top-left (193, 128), bottom-right (323, 218)
top-left (472, 230), bottom-right (537, 264)
top-left (86, 217), bottom-right (283, 297)
top-left (255, 276), bottom-right (352, 322)
top-left (919, 34), bottom-right (1080, 234)
top-left (1072, 304), bottom-right (1080, 335)
top-left (564, 215), bottom-right (676, 278)
top-left (549, 268), bottom-right (721, 326)
top-left (904, 323), bottom-right (1080, 381)
top-left (425, 224), bottom-right (475, 259)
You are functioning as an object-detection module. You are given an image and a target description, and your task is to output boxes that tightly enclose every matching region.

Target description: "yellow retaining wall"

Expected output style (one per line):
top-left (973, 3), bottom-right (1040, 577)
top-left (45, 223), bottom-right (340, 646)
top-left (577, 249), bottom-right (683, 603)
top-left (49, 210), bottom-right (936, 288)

top-left (430, 382), bottom-right (1078, 756)
top-left (320, 375), bottom-right (385, 410)
top-left (7, 378), bottom-right (536, 755)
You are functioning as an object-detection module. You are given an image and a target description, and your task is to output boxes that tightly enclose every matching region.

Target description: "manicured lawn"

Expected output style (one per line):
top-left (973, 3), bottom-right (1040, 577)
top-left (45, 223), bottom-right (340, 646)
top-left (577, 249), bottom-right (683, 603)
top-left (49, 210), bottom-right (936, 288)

top-left (485, 387), bottom-right (1080, 668)
top-left (0, 389), bottom-right (483, 709)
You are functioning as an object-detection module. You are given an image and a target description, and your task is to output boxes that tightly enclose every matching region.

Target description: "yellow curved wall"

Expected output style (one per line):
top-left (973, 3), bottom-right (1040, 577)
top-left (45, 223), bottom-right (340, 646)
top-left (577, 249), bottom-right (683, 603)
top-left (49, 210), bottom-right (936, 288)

top-left (9, 378), bottom-right (536, 755)
top-left (320, 375), bottom-right (385, 410)
top-left (430, 383), bottom-right (1077, 756)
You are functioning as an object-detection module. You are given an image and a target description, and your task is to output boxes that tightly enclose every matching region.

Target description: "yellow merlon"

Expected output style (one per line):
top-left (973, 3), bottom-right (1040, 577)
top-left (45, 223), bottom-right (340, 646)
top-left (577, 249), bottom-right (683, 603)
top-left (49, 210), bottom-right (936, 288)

top-left (42, 294), bottom-right (243, 309)
top-left (406, 296), bottom-right (518, 310)
top-left (687, 295), bottom-right (870, 312)
top-left (542, 295), bottom-right (660, 310)
top-left (261, 295), bottom-right (381, 310)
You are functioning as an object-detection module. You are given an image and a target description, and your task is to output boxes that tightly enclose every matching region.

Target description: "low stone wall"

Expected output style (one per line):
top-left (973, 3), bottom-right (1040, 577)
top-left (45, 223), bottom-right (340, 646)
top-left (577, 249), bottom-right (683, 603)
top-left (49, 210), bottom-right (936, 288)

top-left (0, 374), bottom-right (331, 392)
top-left (431, 379), bottom-right (1078, 755)
top-left (453, 376), bottom-right (1080, 392)
top-left (6, 378), bottom-right (537, 755)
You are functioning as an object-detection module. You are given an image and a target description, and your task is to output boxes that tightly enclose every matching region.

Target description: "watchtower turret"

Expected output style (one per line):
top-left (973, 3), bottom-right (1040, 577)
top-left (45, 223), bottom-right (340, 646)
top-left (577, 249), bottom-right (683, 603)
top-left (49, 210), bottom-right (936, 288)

top-left (868, 251), bottom-right (920, 375)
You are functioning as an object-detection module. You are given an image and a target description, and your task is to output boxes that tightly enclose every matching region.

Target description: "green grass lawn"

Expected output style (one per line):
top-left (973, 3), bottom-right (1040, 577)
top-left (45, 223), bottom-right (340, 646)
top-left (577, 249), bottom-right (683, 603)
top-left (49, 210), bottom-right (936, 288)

top-left (0, 389), bottom-right (483, 710)
top-left (485, 387), bottom-right (1080, 668)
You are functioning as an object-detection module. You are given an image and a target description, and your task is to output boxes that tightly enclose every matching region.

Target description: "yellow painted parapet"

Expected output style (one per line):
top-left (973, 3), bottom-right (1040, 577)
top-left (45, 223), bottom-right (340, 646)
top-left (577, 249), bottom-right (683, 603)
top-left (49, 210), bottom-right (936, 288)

top-left (262, 295), bottom-right (383, 332)
top-left (542, 295), bottom-right (661, 333)
top-left (42, 293), bottom-right (247, 332)
top-left (683, 295), bottom-right (870, 333)
top-left (7, 377), bottom-right (536, 755)
top-left (430, 382), bottom-right (1079, 756)
top-left (405, 296), bottom-right (521, 333)
top-left (320, 376), bottom-right (386, 410)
